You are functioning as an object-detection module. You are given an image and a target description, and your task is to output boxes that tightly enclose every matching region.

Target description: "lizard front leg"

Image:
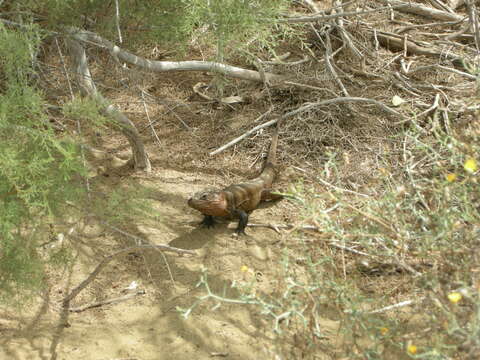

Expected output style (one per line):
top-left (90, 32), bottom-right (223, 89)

top-left (200, 215), bottom-right (216, 228)
top-left (233, 209), bottom-right (249, 236)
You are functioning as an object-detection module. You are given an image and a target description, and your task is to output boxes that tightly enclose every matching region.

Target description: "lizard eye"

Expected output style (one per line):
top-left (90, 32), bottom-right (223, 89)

top-left (200, 194), bottom-right (208, 200)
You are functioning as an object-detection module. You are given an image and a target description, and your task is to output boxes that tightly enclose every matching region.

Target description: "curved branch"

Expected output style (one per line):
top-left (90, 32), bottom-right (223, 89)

top-left (67, 30), bottom-right (151, 171)
top-left (70, 28), bottom-right (284, 83)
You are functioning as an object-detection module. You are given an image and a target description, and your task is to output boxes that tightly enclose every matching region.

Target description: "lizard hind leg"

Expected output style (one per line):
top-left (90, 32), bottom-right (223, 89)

top-left (261, 188), bottom-right (283, 201)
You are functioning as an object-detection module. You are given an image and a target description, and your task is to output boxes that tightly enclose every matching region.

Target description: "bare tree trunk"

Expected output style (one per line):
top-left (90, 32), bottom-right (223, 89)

top-left (66, 31), bottom-right (151, 172)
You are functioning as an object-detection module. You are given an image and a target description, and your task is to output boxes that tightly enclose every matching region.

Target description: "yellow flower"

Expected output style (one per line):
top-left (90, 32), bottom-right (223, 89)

top-left (448, 292), bottom-right (462, 304)
top-left (407, 344), bottom-right (417, 355)
top-left (240, 265), bottom-right (249, 273)
top-left (380, 327), bottom-right (389, 335)
top-left (464, 158), bottom-right (478, 173)
top-left (445, 173), bottom-right (457, 182)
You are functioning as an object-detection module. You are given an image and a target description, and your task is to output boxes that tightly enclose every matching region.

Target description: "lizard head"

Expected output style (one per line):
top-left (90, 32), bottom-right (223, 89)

top-left (188, 190), bottom-right (229, 217)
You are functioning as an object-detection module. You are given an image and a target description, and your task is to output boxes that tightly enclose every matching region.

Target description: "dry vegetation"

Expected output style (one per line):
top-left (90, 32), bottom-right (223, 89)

top-left (1, 1), bottom-right (480, 359)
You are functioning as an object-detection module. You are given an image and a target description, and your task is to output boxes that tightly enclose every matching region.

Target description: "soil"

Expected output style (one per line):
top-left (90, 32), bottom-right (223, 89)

top-left (0, 72), bottom-right (332, 359)
top-left (0, 168), bottom-right (308, 360)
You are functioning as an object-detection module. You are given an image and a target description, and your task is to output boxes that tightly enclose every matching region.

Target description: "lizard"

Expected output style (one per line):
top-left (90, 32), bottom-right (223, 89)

top-left (187, 119), bottom-right (282, 235)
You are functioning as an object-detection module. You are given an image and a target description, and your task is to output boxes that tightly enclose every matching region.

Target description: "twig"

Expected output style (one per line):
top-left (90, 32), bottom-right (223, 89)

top-left (409, 64), bottom-right (477, 79)
top-left (368, 298), bottom-right (420, 314)
top-left (430, 0), bottom-right (455, 13)
top-left (330, 242), bottom-right (372, 257)
top-left (298, 0), bottom-right (321, 12)
top-left (451, 0), bottom-right (480, 9)
top-left (262, 55), bottom-right (310, 66)
top-left (140, 89), bottom-right (161, 147)
top-left (69, 290), bottom-right (146, 312)
top-left (247, 222), bottom-right (320, 232)
top-left (283, 4), bottom-right (406, 23)
top-left (416, 93), bottom-right (441, 118)
top-left (253, 107), bottom-right (274, 123)
top-left (466, 0), bottom-right (480, 51)
top-left (114, 0), bottom-right (123, 44)
top-left (342, 202), bottom-right (397, 235)
top-left (312, 25), bottom-right (350, 96)
top-left (101, 222), bottom-right (194, 256)
top-left (377, 0), bottom-right (464, 21)
top-left (317, 176), bottom-right (371, 198)
top-left (333, 0), bottom-right (362, 59)
top-left (210, 352), bottom-right (229, 357)
top-left (63, 244), bottom-right (195, 307)
top-left (284, 81), bottom-right (338, 96)
top-left (395, 20), bottom-right (464, 34)
top-left (393, 72), bottom-right (420, 94)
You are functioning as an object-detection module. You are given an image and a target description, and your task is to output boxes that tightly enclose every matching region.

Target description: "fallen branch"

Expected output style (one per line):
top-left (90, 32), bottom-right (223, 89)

top-left (283, 4), bottom-right (405, 23)
top-left (69, 28), bottom-right (283, 84)
top-left (247, 222), bottom-right (320, 233)
top-left (209, 118), bottom-right (278, 156)
top-left (410, 64), bottom-right (477, 79)
top-left (350, 298), bottom-right (419, 314)
top-left (452, 0), bottom-right (480, 9)
top-left (395, 19), bottom-right (465, 34)
top-left (63, 244), bottom-right (195, 307)
top-left (317, 176), bottom-right (371, 198)
top-left (69, 290), bottom-right (146, 312)
top-left (377, 0), bottom-right (465, 21)
top-left (376, 32), bottom-right (459, 59)
top-left (333, 0), bottom-right (363, 59)
top-left (298, 0), bottom-right (321, 12)
top-left (313, 25), bottom-right (350, 96)
top-left (210, 97), bottom-right (403, 156)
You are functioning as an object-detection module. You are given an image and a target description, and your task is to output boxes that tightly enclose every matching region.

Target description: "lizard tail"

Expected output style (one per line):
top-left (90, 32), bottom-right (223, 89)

top-left (266, 118), bottom-right (281, 167)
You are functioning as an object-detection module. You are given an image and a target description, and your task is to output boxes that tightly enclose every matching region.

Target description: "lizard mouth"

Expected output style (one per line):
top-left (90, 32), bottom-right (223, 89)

top-left (188, 197), bottom-right (229, 217)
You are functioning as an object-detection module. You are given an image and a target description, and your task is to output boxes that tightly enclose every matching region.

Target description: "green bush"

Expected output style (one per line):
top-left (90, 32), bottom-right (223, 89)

top-left (0, 24), bottom-right (86, 301)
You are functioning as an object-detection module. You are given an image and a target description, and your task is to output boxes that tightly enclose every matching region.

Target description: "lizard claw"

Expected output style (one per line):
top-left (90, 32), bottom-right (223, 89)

top-left (234, 228), bottom-right (247, 236)
top-left (200, 215), bottom-right (216, 228)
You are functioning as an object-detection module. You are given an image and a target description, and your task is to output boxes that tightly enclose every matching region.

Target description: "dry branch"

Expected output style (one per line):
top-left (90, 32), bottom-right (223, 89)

top-left (283, 5), bottom-right (405, 23)
top-left (62, 244), bottom-right (195, 307)
top-left (67, 30), bottom-right (151, 171)
top-left (376, 32), bottom-right (459, 60)
top-left (247, 222), bottom-right (320, 232)
top-left (451, 0), bottom-right (480, 9)
top-left (378, 0), bottom-right (465, 21)
top-left (300, 0), bottom-right (321, 12)
top-left (410, 64), bottom-right (477, 79)
top-left (70, 28), bottom-right (283, 83)
top-left (69, 290), bottom-right (146, 312)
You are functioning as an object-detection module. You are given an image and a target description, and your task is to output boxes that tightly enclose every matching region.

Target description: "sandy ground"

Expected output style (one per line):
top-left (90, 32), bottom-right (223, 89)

top-left (1, 164), bottom-right (328, 360)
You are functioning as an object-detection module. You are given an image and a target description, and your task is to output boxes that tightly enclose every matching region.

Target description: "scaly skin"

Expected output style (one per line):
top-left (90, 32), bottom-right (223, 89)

top-left (188, 120), bottom-right (282, 235)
